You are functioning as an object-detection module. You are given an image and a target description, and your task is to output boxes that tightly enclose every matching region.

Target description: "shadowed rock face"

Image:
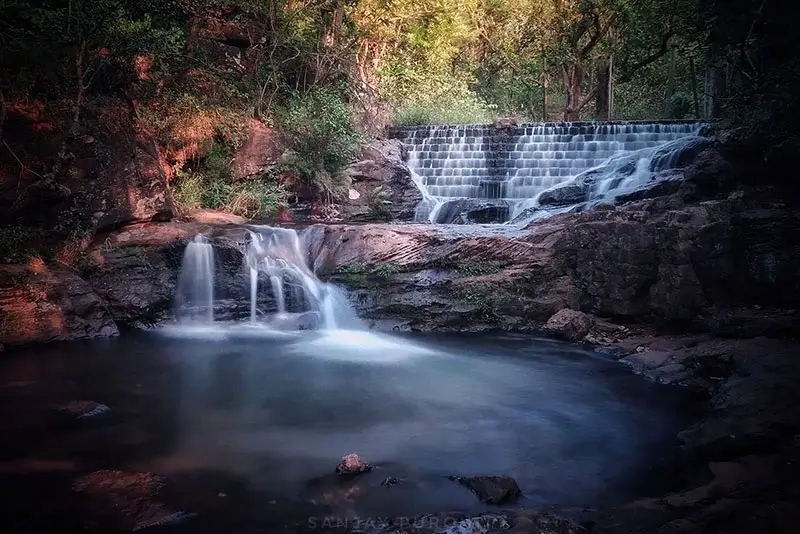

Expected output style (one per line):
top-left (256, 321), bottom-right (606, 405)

top-left (0, 261), bottom-right (118, 347)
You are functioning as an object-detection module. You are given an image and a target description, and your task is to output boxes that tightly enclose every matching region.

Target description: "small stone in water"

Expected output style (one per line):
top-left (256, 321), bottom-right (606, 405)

top-left (335, 453), bottom-right (372, 476)
top-left (381, 476), bottom-right (400, 487)
top-left (450, 475), bottom-right (521, 505)
top-left (58, 401), bottom-right (110, 419)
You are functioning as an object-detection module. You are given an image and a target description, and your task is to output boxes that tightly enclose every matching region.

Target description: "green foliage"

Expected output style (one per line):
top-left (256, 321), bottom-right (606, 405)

top-left (369, 186), bottom-right (393, 218)
top-left (0, 225), bottom-right (38, 262)
top-left (388, 74), bottom-right (495, 126)
top-left (372, 262), bottom-right (400, 278)
top-left (457, 261), bottom-right (502, 276)
top-left (277, 87), bottom-right (362, 199)
top-left (173, 140), bottom-right (287, 219)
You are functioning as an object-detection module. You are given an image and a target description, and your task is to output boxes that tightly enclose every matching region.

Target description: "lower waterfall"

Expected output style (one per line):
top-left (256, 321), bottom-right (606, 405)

top-left (171, 226), bottom-right (361, 333)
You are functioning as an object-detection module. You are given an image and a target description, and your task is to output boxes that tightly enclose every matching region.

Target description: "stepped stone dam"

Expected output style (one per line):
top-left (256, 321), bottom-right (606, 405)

top-left (387, 120), bottom-right (709, 224)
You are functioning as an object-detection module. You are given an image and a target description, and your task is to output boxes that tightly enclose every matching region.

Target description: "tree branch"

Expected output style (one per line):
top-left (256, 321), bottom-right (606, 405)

top-left (617, 30), bottom-right (676, 84)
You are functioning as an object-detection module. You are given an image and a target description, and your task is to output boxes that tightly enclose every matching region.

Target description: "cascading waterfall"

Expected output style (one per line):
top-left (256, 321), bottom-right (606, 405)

top-left (172, 227), bottom-right (361, 331)
top-left (174, 235), bottom-right (215, 323)
top-left (392, 121), bottom-right (709, 224)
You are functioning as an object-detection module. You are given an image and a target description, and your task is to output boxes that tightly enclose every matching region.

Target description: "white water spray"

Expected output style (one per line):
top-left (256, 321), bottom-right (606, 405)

top-left (174, 235), bottom-right (215, 323)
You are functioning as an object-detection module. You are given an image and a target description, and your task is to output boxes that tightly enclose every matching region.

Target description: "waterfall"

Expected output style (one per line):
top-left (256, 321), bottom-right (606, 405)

top-left (243, 226), bottom-right (361, 330)
top-left (393, 121), bottom-right (708, 224)
top-left (172, 228), bottom-right (361, 331)
top-left (174, 235), bottom-right (215, 323)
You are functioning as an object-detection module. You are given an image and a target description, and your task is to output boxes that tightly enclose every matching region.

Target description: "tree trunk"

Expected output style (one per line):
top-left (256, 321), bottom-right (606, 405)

top-left (689, 56), bottom-right (700, 118)
top-left (541, 53), bottom-right (549, 121)
top-left (595, 57), bottom-right (612, 120)
top-left (663, 51), bottom-right (676, 117)
top-left (705, 59), bottom-right (726, 118)
top-left (563, 63), bottom-right (584, 121)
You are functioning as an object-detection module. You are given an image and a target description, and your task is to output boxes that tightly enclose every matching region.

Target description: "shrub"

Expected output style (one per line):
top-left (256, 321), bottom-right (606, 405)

top-left (277, 87), bottom-right (362, 200)
top-left (172, 140), bottom-right (288, 220)
top-left (0, 225), bottom-right (40, 262)
top-left (381, 71), bottom-right (495, 125)
top-left (228, 179), bottom-right (288, 219)
top-left (369, 185), bottom-right (393, 218)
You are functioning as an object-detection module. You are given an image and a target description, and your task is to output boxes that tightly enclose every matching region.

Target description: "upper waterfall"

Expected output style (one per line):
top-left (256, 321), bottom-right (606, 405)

top-left (389, 121), bottom-right (708, 224)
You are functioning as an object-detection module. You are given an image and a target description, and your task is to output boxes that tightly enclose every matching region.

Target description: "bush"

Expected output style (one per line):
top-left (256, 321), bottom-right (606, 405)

top-left (0, 225), bottom-right (40, 262)
top-left (389, 74), bottom-right (495, 125)
top-left (172, 139), bottom-right (287, 219)
top-left (228, 179), bottom-right (287, 219)
top-left (277, 87), bottom-right (362, 200)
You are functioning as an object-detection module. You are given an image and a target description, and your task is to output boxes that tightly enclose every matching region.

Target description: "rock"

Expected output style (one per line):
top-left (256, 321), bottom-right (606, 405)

top-left (72, 470), bottom-right (196, 532)
top-left (704, 307), bottom-right (800, 338)
top-left (682, 147), bottom-right (736, 199)
top-left (451, 475), bottom-right (521, 505)
top-left (381, 476), bottom-right (400, 487)
top-left (230, 119), bottom-right (281, 180)
top-left (0, 263), bottom-right (118, 348)
top-left (544, 309), bottom-right (595, 342)
top-left (57, 401), bottom-right (110, 419)
top-left (2, 97), bottom-right (175, 232)
top-left (432, 199), bottom-right (510, 224)
top-left (335, 453), bottom-right (372, 476)
top-left (340, 139), bottom-right (422, 221)
top-left (84, 222), bottom-right (255, 325)
top-left (538, 184), bottom-right (588, 207)
top-left (614, 171), bottom-right (684, 204)
top-left (188, 209), bottom-right (248, 225)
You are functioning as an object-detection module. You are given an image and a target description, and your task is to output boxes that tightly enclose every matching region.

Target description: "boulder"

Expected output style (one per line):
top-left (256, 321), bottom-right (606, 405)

top-left (335, 453), bottom-right (372, 476)
top-left (451, 475), bottom-right (522, 505)
top-left (614, 171), bottom-right (684, 204)
top-left (538, 184), bottom-right (588, 207)
top-left (0, 262), bottom-right (118, 348)
top-left (544, 309), bottom-right (595, 342)
top-left (72, 470), bottom-right (195, 532)
top-left (432, 199), bottom-right (510, 224)
top-left (340, 139), bottom-right (422, 221)
top-left (681, 147), bottom-right (736, 200)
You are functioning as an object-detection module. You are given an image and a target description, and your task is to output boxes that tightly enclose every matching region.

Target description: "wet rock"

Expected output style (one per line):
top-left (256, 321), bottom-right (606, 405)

top-left (57, 401), bottom-right (110, 419)
top-left (432, 199), bottom-right (510, 224)
top-left (544, 309), bottom-right (595, 342)
top-left (538, 184), bottom-right (588, 207)
top-left (72, 470), bottom-right (196, 532)
top-left (450, 475), bottom-right (521, 504)
top-left (0, 263), bottom-right (118, 348)
top-left (615, 171), bottom-right (684, 204)
top-left (335, 453), bottom-right (372, 476)
top-left (381, 476), bottom-right (400, 487)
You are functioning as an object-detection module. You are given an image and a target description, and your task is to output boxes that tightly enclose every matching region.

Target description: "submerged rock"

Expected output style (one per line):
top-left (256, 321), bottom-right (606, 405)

top-left (544, 309), bottom-right (595, 342)
top-left (72, 470), bottom-right (196, 532)
top-left (450, 475), bottom-right (521, 505)
top-left (335, 453), bottom-right (372, 476)
top-left (57, 401), bottom-right (110, 419)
